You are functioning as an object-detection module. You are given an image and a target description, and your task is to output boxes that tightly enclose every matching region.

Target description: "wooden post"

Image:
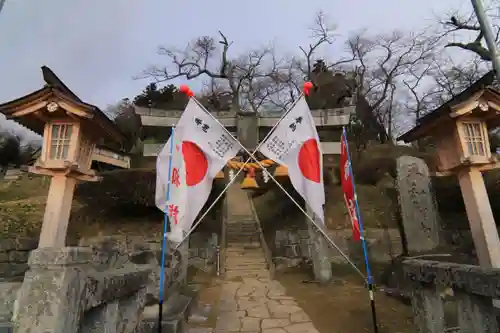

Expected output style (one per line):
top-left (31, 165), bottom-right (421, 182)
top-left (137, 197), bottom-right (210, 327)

top-left (38, 175), bottom-right (77, 248)
top-left (457, 167), bottom-right (500, 267)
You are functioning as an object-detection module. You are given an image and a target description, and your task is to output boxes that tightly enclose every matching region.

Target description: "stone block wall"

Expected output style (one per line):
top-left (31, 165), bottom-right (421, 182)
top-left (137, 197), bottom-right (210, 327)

top-left (0, 238), bottom-right (37, 281)
top-left (188, 232), bottom-right (218, 273)
top-left (12, 246), bottom-right (150, 333)
top-left (79, 236), bottom-right (186, 306)
top-left (273, 228), bottom-right (403, 269)
top-left (0, 236), bottom-right (187, 332)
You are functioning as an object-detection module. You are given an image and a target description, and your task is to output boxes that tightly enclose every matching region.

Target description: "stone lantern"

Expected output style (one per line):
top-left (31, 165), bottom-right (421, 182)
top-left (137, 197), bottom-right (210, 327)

top-left (0, 66), bottom-right (126, 248)
top-left (398, 73), bottom-right (500, 268)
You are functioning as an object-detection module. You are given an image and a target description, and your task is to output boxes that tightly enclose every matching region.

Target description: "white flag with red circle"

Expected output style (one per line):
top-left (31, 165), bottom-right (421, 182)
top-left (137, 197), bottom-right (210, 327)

top-left (155, 126), bottom-right (189, 242)
top-left (155, 99), bottom-right (240, 242)
top-left (258, 96), bottom-right (325, 223)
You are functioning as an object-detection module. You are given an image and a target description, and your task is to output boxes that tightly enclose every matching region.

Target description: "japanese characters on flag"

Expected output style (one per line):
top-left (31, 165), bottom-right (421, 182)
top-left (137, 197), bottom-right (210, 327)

top-left (155, 98), bottom-right (240, 243)
top-left (258, 96), bottom-right (325, 223)
top-left (155, 126), bottom-right (188, 242)
top-left (340, 129), bottom-right (361, 241)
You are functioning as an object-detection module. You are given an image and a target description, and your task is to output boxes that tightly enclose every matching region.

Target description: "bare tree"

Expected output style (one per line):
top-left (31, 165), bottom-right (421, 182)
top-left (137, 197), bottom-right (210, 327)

top-left (396, 54), bottom-right (490, 139)
top-left (438, 2), bottom-right (500, 60)
top-left (402, 61), bottom-right (439, 121)
top-left (431, 57), bottom-right (489, 99)
top-left (347, 29), bottom-right (440, 141)
top-left (141, 31), bottom-right (287, 114)
top-left (259, 11), bottom-right (357, 111)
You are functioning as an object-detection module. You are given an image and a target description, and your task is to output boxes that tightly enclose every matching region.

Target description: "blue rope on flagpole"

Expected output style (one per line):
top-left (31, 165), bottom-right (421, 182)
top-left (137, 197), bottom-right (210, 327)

top-left (342, 126), bottom-right (378, 333)
top-left (157, 127), bottom-right (175, 333)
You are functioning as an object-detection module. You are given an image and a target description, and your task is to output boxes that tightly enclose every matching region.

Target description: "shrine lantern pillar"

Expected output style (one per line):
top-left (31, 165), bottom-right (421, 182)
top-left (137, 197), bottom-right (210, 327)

top-left (399, 84), bottom-right (500, 268)
top-left (0, 66), bottom-right (126, 248)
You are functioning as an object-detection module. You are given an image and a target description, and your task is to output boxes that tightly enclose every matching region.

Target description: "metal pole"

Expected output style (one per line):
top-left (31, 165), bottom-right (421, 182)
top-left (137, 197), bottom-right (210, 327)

top-left (471, 0), bottom-right (500, 79)
top-left (215, 245), bottom-right (221, 276)
top-left (0, 0), bottom-right (6, 15)
top-left (157, 127), bottom-right (176, 333)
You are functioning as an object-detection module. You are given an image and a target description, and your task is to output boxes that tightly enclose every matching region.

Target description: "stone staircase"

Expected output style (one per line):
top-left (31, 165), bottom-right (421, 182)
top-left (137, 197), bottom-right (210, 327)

top-left (224, 184), bottom-right (270, 280)
top-left (211, 185), bottom-right (322, 333)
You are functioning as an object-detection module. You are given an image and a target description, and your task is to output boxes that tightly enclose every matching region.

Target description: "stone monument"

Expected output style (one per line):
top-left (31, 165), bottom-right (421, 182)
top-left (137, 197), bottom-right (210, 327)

top-left (396, 156), bottom-right (440, 253)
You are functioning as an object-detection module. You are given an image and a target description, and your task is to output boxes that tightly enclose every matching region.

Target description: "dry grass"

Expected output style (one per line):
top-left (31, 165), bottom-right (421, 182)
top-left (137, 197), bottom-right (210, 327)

top-left (0, 175), bottom-right (50, 238)
top-left (277, 270), bottom-right (414, 333)
top-left (0, 174), bottom-right (165, 242)
top-left (325, 184), bottom-right (397, 229)
top-left (252, 182), bottom-right (398, 232)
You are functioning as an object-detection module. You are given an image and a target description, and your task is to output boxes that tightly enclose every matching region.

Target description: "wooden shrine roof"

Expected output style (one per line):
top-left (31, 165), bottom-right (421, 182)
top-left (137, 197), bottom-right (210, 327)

top-left (398, 70), bottom-right (500, 142)
top-left (0, 66), bottom-right (126, 145)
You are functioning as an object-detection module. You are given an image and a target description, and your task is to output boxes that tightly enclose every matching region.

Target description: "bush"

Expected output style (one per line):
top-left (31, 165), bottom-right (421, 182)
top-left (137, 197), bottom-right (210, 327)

top-left (76, 169), bottom-right (157, 207)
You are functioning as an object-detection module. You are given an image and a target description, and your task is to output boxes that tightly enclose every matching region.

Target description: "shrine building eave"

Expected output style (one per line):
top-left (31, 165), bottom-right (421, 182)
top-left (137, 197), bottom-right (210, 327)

top-left (0, 66), bottom-right (126, 145)
top-left (398, 70), bottom-right (500, 143)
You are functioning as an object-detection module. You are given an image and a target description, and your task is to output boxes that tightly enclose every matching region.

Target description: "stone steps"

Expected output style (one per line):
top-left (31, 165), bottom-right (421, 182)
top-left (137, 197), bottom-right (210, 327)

top-left (225, 249), bottom-right (264, 256)
top-left (226, 228), bottom-right (258, 233)
top-left (226, 242), bottom-right (261, 246)
top-left (226, 232), bottom-right (258, 237)
top-left (224, 269), bottom-right (270, 279)
top-left (226, 217), bottom-right (254, 223)
top-left (225, 225), bottom-right (256, 231)
top-left (225, 257), bottom-right (267, 264)
top-left (226, 237), bottom-right (259, 243)
top-left (223, 185), bottom-right (270, 280)
top-left (225, 263), bottom-right (269, 271)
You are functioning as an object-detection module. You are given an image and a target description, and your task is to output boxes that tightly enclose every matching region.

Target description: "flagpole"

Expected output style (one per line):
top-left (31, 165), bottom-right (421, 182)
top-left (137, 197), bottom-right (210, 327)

top-left (342, 126), bottom-right (379, 333)
top-left (180, 93), bottom-right (366, 280)
top-left (157, 126), bottom-right (176, 333)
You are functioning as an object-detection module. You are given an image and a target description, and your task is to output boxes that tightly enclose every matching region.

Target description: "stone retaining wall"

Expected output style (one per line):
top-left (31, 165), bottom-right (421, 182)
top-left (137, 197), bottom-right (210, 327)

top-left (0, 238), bottom-right (37, 281)
top-left (13, 246), bottom-right (150, 333)
top-left (273, 228), bottom-right (403, 269)
top-left (79, 236), bottom-right (186, 305)
top-left (188, 232), bottom-right (218, 273)
top-left (0, 236), bottom-right (187, 331)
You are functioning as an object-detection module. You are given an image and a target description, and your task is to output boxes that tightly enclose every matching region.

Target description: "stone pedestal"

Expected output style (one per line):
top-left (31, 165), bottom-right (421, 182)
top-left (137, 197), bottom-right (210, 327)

top-left (12, 247), bottom-right (93, 333)
top-left (12, 246), bottom-right (150, 333)
top-left (306, 205), bottom-right (332, 283)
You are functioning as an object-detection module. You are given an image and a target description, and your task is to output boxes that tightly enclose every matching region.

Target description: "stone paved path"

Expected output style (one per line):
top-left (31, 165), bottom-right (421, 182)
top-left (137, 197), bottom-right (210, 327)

top-left (213, 185), bottom-right (321, 333)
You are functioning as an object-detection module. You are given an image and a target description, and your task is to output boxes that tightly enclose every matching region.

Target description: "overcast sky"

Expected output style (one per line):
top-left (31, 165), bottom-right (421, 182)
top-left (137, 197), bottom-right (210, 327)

top-left (0, 0), bottom-right (481, 137)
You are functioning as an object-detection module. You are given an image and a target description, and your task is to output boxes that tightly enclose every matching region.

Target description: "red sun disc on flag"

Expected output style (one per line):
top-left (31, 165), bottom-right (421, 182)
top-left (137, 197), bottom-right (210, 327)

top-left (182, 141), bottom-right (208, 186)
top-left (297, 138), bottom-right (321, 183)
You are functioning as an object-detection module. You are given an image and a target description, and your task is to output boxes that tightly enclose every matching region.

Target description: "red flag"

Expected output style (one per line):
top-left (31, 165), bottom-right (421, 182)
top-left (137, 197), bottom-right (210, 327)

top-left (340, 130), bottom-right (361, 241)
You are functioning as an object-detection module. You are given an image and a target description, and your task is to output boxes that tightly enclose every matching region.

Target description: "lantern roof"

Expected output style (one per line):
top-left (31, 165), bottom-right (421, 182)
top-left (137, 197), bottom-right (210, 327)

top-left (398, 70), bottom-right (500, 143)
top-left (0, 66), bottom-right (126, 145)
